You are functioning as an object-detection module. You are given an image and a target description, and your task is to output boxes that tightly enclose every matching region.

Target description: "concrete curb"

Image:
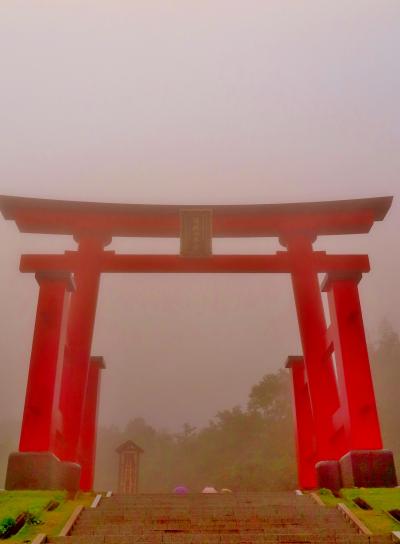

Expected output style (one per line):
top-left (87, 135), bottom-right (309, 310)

top-left (337, 502), bottom-right (373, 536)
top-left (31, 534), bottom-right (47, 544)
top-left (310, 492), bottom-right (324, 506)
top-left (58, 505), bottom-right (84, 537)
top-left (90, 494), bottom-right (102, 508)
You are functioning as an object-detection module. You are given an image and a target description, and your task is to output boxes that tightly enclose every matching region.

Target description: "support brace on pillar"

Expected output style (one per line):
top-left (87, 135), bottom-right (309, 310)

top-left (285, 356), bottom-right (317, 489)
top-left (78, 356), bottom-right (105, 491)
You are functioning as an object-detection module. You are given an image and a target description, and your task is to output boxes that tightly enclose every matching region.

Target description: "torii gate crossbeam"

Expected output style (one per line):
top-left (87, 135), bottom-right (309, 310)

top-left (20, 252), bottom-right (370, 274)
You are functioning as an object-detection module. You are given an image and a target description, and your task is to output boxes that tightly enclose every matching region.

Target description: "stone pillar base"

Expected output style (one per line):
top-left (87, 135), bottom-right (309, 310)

top-left (316, 460), bottom-right (342, 491)
top-left (340, 449), bottom-right (398, 488)
top-left (5, 452), bottom-right (81, 492)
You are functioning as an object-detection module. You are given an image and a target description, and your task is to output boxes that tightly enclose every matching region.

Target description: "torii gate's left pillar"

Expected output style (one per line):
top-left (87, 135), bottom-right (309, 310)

top-left (5, 234), bottom-right (108, 492)
top-left (5, 271), bottom-right (81, 491)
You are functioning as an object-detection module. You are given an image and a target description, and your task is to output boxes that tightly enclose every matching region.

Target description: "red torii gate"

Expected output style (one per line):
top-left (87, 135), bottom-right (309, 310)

top-left (0, 194), bottom-right (397, 491)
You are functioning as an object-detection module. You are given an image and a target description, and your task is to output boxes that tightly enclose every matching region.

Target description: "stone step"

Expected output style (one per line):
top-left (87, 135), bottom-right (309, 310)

top-left (97, 501), bottom-right (308, 508)
top-left (95, 504), bottom-right (330, 509)
top-left (79, 512), bottom-right (347, 520)
top-left (48, 535), bottom-right (393, 544)
top-left (74, 519), bottom-right (352, 528)
top-left (82, 509), bottom-right (345, 515)
top-left (75, 521), bottom-right (349, 528)
top-left (100, 500), bottom-right (309, 507)
top-left (73, 524), bottom-right (353, 535)
top-left (73, 518), bottom-right (352, 527)
top-left (76, 517), bottom-right (351, 527)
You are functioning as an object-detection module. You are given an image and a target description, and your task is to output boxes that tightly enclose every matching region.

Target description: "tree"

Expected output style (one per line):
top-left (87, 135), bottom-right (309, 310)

top-left (248, 369), bottom-right (292, 421)
top-left (93, 369), bottom-right (297, 492)
top-left (370, 321), bottom-right (400, 462)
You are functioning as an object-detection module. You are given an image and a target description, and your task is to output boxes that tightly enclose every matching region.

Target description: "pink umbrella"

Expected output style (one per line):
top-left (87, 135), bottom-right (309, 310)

top-left (173, 485), bottom-right (189, 495)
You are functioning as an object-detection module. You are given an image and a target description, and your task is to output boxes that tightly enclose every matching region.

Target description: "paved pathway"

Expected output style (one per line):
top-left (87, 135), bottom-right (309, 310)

top-left (48, 492), bottom-right (392, 543)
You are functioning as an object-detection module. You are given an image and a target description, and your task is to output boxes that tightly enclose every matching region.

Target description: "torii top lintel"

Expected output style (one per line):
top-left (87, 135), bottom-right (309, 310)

top-left (0, 195), bottom-right (392, 238)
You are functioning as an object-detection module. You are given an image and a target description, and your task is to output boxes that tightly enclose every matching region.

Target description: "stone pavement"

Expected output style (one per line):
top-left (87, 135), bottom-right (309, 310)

top-left (48, 492), bottom-right (393, 543)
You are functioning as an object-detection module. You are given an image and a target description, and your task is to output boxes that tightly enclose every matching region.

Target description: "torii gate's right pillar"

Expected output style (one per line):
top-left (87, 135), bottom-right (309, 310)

top-left (284, 234), bottom-right (397, 489)
top-left (322, 272), bottom-right (397, 487)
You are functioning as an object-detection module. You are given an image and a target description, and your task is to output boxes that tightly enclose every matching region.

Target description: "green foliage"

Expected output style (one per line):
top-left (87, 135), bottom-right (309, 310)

top-left (0, 516), bottom-right (15, 537)
top-left (0, 491), bottom-right (93, 542)
top-left (0, 490), bottom-right (67, 541)
top-left (248, 369), bottom-right (292, 420)
top-left (24, 511), bottom-right (42, 525)
top-left (96, 368), bottom-right (296, 492)
top-left (0, 491), bottom-right (66, 522)
top-left (93, 322), bottom-right (399, 493)
top-left (319, 488), bottom-right (334, 495)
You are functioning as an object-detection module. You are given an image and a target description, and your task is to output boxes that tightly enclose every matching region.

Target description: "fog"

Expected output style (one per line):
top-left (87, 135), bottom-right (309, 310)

top-left (0, 1), bottom-right (399, 433)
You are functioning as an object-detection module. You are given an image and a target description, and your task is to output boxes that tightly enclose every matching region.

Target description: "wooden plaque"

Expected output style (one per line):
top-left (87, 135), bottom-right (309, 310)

top-left (180, 208), bottom-right (212, 257)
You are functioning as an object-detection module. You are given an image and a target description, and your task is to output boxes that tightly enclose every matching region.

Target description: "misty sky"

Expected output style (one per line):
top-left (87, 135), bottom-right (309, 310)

top-left (0, 1), bottom-right (399, 433)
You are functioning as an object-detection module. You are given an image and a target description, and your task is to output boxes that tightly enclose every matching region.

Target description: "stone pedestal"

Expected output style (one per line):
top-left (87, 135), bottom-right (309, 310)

top-left (5, 452), bottom-right (81, 491)
top-left (315, 460), bottom-right (342, 491)
top-left (340, 449), bottom-right (397, 488)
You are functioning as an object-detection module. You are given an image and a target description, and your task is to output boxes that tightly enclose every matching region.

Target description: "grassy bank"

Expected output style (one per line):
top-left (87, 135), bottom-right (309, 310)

top-left (318, 487), bottom-right (400, 534)
top-left (0, 490), bottom-right (93, 542)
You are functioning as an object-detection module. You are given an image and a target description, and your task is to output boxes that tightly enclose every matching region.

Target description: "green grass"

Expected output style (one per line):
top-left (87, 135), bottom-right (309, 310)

top-left (317, 487), bottom-right (400, 534)
top-left (0, 490), bottom-right (94, 542)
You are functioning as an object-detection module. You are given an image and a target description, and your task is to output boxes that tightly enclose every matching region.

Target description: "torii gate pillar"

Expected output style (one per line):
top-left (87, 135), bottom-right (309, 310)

top-left (322, 272), bottom-right (397, 487)
top-left (5, 271), bottom-right (81, 491)
top-left (284, 234), bottom-right (344, 462)
top-left (78, 356), bottom-right (106, 491)
top-left (285, 356), bottom-right (317, 489)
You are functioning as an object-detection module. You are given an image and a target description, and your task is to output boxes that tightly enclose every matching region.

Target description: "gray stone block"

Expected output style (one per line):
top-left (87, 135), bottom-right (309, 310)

top-left (315, 460), bottom-right (342, 491)
top-left (5, 451), bottom-right (81, 491)
top-left (340, 449), bottom-right (398, 488)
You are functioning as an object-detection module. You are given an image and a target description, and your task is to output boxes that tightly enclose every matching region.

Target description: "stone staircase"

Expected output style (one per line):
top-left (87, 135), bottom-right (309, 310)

top-left (48, 492), bottom-right (393, 544)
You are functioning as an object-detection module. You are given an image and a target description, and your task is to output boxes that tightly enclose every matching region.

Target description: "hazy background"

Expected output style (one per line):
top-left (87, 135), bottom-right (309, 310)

top-left (0, 1), bottom-right (399, 436)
